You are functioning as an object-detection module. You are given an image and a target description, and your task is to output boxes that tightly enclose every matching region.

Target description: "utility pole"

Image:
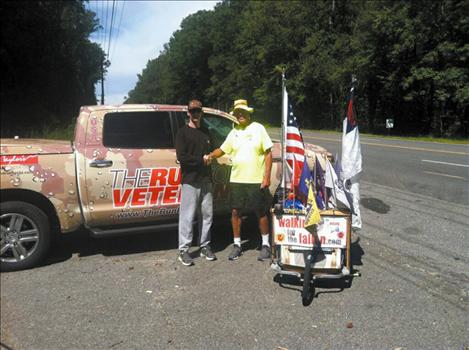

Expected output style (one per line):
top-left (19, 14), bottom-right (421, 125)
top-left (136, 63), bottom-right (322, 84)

top-left (101, 58), bottom-right (110, 105)
top-left (329, 0), bottom-right (335, 129)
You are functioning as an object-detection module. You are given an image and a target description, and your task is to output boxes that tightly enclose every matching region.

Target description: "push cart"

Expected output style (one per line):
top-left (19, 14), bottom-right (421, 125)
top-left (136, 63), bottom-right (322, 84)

top-left (271, 207), bottom-right (355, 305)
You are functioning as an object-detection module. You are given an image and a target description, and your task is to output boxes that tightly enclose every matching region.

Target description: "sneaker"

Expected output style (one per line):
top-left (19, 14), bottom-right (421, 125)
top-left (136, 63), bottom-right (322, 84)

top-left (228, 244), bottom-right (242, 261)
top-left (200, 246), bottom-right (217, 261)
top-left (257, 245), bottom-right (271, 261)
top-left (178, 250), bottom-right (193, 266)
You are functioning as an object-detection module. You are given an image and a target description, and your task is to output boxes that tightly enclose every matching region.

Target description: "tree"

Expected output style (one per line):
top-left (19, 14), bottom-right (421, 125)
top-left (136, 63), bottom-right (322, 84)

top-left (126, 0), bottom-right (468, 137)
top-left (1, 0), bottom-right (105, 137)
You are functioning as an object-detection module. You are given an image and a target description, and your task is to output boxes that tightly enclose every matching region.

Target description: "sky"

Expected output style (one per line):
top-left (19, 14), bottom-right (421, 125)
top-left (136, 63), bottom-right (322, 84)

top-left (87, 1), bottom-right (219, 105)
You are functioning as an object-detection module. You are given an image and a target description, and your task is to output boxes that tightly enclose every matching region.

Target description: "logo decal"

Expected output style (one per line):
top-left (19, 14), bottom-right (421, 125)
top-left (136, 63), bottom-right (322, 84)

top-left (110, 167), bottom-right (181, 208)
top-left (0, 155), bottom-right (39, 165)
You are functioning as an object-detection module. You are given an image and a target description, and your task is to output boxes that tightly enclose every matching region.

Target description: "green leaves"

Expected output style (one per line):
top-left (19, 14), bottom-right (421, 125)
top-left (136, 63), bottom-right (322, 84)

top-left (128, 0), bottom-right (468, 137)
top-left (1, 0), bottom-right (105, 137)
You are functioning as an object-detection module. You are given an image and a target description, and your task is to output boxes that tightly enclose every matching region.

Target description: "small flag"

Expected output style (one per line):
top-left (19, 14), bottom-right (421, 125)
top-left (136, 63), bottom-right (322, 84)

top-left (325, 157), bottom-right (351, 209)
top-left (341, 84), bottom-right (362, 229)
top-left (342, 87), bottom-right (362, 180)
top-left (298, 155), bottom-right (311, 200)
top-left (314, 156), bottom-right (325, 210)
top-left (304, 180), bottom-right (321, 229)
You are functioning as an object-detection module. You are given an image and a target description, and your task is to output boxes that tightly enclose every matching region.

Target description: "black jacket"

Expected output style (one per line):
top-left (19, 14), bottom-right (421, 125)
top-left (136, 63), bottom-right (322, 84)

top-left (175, 124), bottom-right (212, 185)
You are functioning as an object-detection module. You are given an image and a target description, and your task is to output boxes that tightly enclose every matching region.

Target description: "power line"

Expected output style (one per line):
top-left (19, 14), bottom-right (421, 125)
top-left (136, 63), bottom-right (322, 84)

top-left (106, 0), bottom-right (117, 58)
top-left (94, 0), bottom-right (119, 105)
top-left (97, 0), bottom-right (109, 104)
top-left (99, 0), bottom-right (105, 48)
top-left (103, 0), bottom-right (110, 56)
top-left (110, 0), bottom-right (126, 61)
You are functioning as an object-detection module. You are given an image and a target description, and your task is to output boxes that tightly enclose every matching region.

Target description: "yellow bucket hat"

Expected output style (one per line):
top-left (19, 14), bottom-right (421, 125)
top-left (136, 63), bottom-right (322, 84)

top-left (230, 99), bottom-right (254, 114)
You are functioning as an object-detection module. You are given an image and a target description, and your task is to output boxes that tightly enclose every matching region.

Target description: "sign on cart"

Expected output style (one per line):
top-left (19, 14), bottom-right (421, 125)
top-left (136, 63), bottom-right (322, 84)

top-left (273, 215), bottom-right (347, 248)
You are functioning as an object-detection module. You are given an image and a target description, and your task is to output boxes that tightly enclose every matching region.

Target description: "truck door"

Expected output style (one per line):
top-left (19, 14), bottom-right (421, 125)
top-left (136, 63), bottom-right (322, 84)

top-left (82, 110), bottom-right (180, 227)
top-left (201, 113), bottom-right (233, 214)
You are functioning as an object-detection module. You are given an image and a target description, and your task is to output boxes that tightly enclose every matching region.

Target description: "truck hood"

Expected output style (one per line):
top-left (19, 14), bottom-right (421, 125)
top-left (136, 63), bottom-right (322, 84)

top-left (0, 138), bottom-right (73, 155)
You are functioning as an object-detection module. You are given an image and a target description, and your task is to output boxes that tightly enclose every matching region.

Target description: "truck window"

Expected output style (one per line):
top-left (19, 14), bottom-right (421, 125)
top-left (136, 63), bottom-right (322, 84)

top-left (202, 114), bottom-right (234, 148)
top-left (174, 112), bottom-right (187, 128)
top-left (102, 111), bottom-right (173, 149)
top-left (173, 112), bottom-right (233, 148)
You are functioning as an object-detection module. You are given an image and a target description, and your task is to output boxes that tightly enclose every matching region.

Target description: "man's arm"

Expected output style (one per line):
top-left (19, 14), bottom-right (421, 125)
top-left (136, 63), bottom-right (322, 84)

top-left (261, 148), bottom-right (272, 189)
top-left (209, 148), bottom-right (225, 159)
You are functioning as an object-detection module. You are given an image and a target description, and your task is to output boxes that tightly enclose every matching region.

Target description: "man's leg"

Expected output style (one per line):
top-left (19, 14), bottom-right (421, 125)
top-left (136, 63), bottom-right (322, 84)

top-left (198, 183), bottom-right (216, 260)
top-left (228, 208), bottom-right (243, 260)
top-left (228, 183), bottom-right (243, 260)
top-left (178, 184), bottom-right (199, 252)
top-left (198, 182), bottom-right (213, 248)
top-left (259, 213), bottom-right (269, 235)
top-left (257, 213), bottom-right (272, 261)
top-left (231, 208), bottom-right (242, 239)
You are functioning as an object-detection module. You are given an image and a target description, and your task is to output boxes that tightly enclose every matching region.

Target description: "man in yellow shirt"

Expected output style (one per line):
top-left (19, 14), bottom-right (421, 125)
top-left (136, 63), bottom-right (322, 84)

top-left (209, 99), bottom-right (273, 261)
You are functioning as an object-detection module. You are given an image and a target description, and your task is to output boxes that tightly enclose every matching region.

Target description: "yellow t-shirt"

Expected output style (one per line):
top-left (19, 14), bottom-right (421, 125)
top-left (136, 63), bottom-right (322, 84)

top-left (220, 122), bottom-right (273, 183)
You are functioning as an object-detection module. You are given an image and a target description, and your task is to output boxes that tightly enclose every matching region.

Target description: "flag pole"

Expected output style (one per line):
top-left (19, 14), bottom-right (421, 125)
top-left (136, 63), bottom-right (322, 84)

top-left (281, 70), bottom-right (286, 205)
top-left (313, 153), bottom-right (317, 196)
top-left (330, 158), bottom-right (338, 210)
top-left (323, 153), bottom-right (329, 209)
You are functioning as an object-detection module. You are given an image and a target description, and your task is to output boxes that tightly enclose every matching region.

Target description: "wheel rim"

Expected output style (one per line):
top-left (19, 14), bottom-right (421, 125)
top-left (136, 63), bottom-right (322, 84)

top-left (1, 213), bottom-right (40, 263)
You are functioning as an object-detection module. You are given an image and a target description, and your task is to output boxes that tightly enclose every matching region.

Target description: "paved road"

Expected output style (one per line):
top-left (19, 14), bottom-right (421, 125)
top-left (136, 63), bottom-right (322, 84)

top-left (1, 132), bottom-right (468, 350)
top-left (271, 129), bottom-right (469, 205)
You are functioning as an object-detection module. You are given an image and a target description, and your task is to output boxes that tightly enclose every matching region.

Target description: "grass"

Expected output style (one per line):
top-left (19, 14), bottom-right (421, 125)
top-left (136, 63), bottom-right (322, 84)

top-left (373, 134), bottom-right (469, 144)
top-left (5, 121), bottom-right (468, 145)
top-left (267, 126), bottom-right (469, 145)
top-left (24, 123), bottom-right (75, 140)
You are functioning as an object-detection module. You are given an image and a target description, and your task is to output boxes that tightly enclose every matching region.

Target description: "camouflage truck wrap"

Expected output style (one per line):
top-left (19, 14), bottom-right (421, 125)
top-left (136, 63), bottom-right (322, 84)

top-left (1, 104), bottom-right (329, 271)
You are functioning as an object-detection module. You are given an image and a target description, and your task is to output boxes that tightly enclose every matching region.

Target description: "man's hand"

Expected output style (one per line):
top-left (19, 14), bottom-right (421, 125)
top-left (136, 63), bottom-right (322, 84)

top-left (260, 177), bottom-right (270, 189)
top-left (203, 154), bottom-right (212, 165)
top-left (261, 149), bottom-right (272, 189)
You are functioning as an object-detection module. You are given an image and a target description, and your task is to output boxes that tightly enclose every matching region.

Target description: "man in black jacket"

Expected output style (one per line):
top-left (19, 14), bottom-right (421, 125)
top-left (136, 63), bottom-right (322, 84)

top-left (175, 100), bottom-right (216, 266)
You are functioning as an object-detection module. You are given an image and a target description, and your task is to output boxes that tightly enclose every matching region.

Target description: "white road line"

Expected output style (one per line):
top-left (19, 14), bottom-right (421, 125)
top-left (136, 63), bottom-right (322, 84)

top-left (423, 171), bottom-right (466, 180)
top-left (421, 159), bottom-right (469, 168)
top-left (302, 135), bottom-right (469, 156)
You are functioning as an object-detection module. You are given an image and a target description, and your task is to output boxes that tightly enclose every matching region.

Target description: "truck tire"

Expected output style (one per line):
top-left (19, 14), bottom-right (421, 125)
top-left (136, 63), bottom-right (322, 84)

top-left (0, 201), bottom-right (51, 271)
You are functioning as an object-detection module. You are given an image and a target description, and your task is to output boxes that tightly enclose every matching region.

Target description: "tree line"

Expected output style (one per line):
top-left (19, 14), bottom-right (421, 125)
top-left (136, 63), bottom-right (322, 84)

top-left (1, 1), bottom-right (104, 137)
top-left (1, 1), bottom-right (467, 138)
top-left (127, 0), bottom-right (468, 137)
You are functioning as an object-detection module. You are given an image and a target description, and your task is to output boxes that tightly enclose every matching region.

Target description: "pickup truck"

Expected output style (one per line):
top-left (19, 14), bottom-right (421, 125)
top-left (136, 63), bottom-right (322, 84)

top-left (0, 104), bottom-right (327, 271)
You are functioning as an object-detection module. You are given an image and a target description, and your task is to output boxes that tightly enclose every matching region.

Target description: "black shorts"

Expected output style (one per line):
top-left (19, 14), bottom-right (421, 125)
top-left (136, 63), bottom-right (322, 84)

top-left (230, 183), bottom-right (272, 214)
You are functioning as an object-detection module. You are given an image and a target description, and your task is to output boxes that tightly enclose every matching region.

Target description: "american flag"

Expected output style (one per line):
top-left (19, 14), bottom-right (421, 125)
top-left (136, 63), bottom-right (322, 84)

top-left (284, 95), bottom-right (305, 187)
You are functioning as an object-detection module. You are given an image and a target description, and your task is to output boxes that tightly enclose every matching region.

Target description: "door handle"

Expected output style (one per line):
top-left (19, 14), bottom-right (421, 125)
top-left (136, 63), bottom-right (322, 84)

top-left (89, 159), bottom-right (113, 168)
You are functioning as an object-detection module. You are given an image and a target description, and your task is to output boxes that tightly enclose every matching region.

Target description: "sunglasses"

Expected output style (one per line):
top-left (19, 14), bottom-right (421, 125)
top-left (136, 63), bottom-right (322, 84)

top-left (189, 108), bottom-right (203, 115)
top-left (234, 111), bottom-right (249, 118)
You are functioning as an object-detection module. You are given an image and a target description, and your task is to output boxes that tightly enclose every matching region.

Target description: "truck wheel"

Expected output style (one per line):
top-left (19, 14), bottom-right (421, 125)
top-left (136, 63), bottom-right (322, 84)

top-left (0, 201), bottom-right (51, 271)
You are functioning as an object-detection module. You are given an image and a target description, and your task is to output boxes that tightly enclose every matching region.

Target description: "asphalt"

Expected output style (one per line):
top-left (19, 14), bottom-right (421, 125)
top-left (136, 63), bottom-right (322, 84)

top-left (278, 129), bottom-right (469, 205)
top-left (1, 132), bottom-right (468, 349)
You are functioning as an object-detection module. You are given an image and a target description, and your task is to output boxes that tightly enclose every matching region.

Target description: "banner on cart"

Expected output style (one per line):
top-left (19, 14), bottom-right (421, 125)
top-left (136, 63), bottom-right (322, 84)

top-left (273, 215), bottom-right (347, 248)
